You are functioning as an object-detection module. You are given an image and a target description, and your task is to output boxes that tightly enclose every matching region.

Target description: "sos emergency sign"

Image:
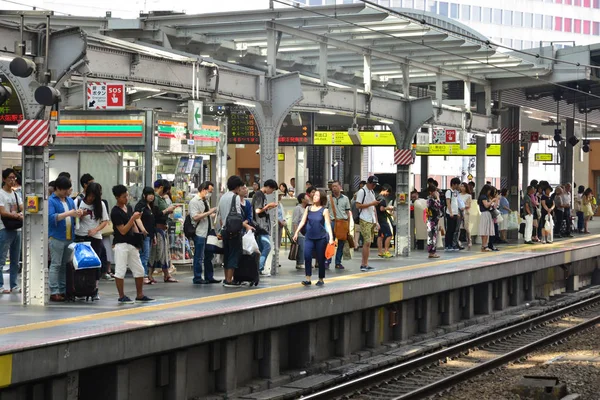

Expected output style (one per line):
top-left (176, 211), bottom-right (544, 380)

top-left (87, 82), bottom-right (126, 110)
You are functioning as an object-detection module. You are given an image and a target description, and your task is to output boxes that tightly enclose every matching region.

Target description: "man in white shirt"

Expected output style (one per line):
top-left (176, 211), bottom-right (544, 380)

top-left (0, 169), bottom-right (24, 294)
top-left (444, 177), bottom-right (462, 251)
top-left (190, 181), bottom-right (219, 284)
top-left (356, 175), bottom-right (380, 271)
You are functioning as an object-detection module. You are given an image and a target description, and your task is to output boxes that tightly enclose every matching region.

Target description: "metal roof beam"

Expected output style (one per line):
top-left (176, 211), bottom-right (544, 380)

top-left (144, 3), bottom-right (367, 25)
top-left (268, 21), bottom-right (488, 86)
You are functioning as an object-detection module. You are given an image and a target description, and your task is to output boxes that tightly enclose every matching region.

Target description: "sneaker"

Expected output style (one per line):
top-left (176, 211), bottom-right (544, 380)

top-left (383, 252), bottom-right (393, 258)
top-left (445, 247), bottom-right (455, 252)
top-left (524, 241), bottom-right (534, 245)
top-left (135, 295), bottom-right (155, 303)
top-left (259, 271), bottom-right (271, 277)
top-left (10, 285), bottom-right (20, 293)
top-left (378, 254), bottom-right (385, 258)
top-left (296, 264), bottom-right (304, 270)
top-left (223, 281), bottom-right (242, 288)
top-left (301, 280), bottom-right (312, 286)
top-left (93, 293), bottom-right (100, 301)
top-left (0, 287), bottom-right (8, 294)
top-left (118, 296), bottom-right (134, 304)
top-left (360, 265), bottom-right (368, 272)
top-left (335, 264), bottom-right (345, 269)
top-left (316, 281), bottom-right (324, 286)
top-left (365, 266), bottom-right (375, 271)
top-left (205, 278), bottom-right (222, 284)
top-left (102, 274), bottom-right (115, 281)
top-left (456, 246), bottom-right (465, 251)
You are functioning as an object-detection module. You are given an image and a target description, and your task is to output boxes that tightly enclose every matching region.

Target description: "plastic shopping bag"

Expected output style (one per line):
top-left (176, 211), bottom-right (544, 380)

top-left (507, 211), bottom-right (519, 230)
top-left (242, 230), bottom-right (260, 255)
top-left (68, 242), bottom-right (101, 270)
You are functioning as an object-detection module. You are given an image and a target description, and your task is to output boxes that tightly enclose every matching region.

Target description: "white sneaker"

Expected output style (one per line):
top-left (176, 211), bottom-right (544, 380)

top-left (11, 285), bottom-right (21, 293)
top-left (259, 271), bottom-right (271, 277)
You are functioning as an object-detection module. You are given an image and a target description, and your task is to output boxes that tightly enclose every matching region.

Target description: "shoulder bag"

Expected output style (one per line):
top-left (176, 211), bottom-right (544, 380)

top-left (206, 205), bottom-right (224, 254)
top-left (330, 195), bottom-right (349, 240)
top-left (1, 192), bottom-right (23, 230)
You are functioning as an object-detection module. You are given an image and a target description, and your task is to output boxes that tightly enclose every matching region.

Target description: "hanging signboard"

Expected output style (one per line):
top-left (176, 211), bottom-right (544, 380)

top-left (414, 143), bottom-right (502, 156)
top-left (0, 74), bottom-right (24, 125)
top-left (445, 129), bottom-right (457, 143)
top-left (87, 82), bottom-right (126, 110)
top-left (227, 105), bottom-right (260, 144)
top-left (534, 153), bottom-right (552, 162)
top-left (313, 130), bottom-right (396, 146)
top-left (278, 112), bottom-right (313, 145)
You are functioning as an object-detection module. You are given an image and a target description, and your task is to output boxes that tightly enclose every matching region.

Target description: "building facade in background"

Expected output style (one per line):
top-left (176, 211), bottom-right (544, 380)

top-left (298, 0), bottom-right (600, 49)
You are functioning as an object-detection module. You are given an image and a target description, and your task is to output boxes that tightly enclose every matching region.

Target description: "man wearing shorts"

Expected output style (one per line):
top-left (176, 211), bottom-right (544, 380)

top-left (356, 175), bottom-right (380, 271)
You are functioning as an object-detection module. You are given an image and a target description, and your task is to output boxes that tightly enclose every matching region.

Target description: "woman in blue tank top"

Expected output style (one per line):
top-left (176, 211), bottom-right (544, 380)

top-left (293, 189), bottom-right (334, 286)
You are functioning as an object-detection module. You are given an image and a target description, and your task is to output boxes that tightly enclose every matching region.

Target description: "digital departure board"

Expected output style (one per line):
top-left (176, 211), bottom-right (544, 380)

top-left (278, 112), bottom-right (313, 146)
top-left (227, 105), bottom-right (260, 144)
top-left (0, 74), bottom-right (23, 125)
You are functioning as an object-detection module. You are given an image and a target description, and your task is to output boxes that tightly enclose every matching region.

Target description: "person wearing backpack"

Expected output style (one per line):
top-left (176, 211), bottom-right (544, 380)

top-left (356, 176), bottom-right (380, 272)
top-left (218, 175), bottom-right (255, 288)
top-left (189, 181), bottom-right (219, 284)
top-left (251, 179), bottom-right (278, 276)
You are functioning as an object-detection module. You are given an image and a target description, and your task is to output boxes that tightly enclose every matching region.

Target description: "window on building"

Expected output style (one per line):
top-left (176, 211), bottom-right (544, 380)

top-left (439, 2), bottom-right (448, 16)
top-left (380, 0), bottom-right (390, 6)
top-left (584, 20), bottom-right (591, 34)
top-left (472, 6), bottom-right (481, 21)
top-left (428, 0), bottom-right (437, 13)
top-left (523, 40), bottom-right (533, 49)
top-left (414, 0), bottom-right (425, 9)
top-left (594, 21), bottom-right (600, 34)
top-left (309, 0), bottom-right (321, 5)
top-left (544, 15), bottom-right (553, 30)
top-left (564, 17), bottom-right (572, 31)
top-left (514, 39), bottom-right (522, 49)
top-left (523, 12), bottom-right (533, 27)
top-left (482, 7), bottom-right (492, 23)
top-left (493, 8), bottom-right (502, 24)
top-left (502, 38), bottom-right (513, 47)
top-left (534, 14), bottom-right (543, 29)
top-left (461, 4), bottom-right (470, 20)
top-left (402, 0), bottom-right (413, 7)
top-left (503, 10), bottom-right (512, 25)
top-left (574, 19), bottom-right (582, 33)
top-left (513, 11), bottom-right (522, 26)
top-left (450, 3), bottom-right (459, 18)
top-left (555, 16), bottom-right (563, 31)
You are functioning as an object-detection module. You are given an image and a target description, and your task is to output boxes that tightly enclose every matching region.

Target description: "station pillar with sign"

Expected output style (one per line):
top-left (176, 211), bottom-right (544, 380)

top-left (500, 106), bottom-right (521, 237)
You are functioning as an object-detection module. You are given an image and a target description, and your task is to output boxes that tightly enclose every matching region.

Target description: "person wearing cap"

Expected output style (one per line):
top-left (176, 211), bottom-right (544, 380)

top-left (355, 176), bottom-right (380, 271)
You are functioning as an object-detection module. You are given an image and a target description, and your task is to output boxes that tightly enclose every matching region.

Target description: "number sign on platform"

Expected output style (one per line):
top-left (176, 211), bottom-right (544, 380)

top-left (87, 82), bottom-right (126, 110)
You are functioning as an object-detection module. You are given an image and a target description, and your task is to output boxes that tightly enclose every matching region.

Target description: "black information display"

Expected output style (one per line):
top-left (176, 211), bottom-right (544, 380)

top-left (278, 112), bottom-right (313, 146)
top-left (227, 105), bottom-right (260, 144)
top-left (0, 74), bottom-right (23, 125)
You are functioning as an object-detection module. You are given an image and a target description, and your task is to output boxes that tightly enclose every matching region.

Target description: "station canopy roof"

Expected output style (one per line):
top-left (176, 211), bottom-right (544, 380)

top-left (128, 2), bottom-right (546, 88)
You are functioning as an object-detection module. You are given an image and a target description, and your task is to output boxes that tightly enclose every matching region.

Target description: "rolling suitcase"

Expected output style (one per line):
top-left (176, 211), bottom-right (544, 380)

top-left (234, 254), bottom-right (260, 286)
top-left (66, 262), bottom-right (99, 301)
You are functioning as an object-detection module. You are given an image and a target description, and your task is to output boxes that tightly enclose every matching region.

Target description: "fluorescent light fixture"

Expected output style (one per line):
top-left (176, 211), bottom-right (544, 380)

top-left (473, 133), bottom-right (486, 138)
top-left (235, 101), bottom-right (256, 108)
top-left (379, 119), bottom-right (394, 125)
top-left (131, 86), bottom-right (161, 93)
top-left (2, 125), bottom-right (17, 130)
top-left (591, 125), bottom-right (598, 128)
top-left (528, 116), bottom-right (549, 122)
top-left (524, 110), bottom-right (533, 114)
top-left (0, 55), bottom-right (14, 62)
top-left (318, 110), bottom-right (336, 115)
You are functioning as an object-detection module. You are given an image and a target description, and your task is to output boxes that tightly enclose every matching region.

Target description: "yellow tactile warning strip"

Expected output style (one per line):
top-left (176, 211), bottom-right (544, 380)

top-left (0, 354), bottom-right (12, 388)
top-left (0, 234), bottom-right (597, 338)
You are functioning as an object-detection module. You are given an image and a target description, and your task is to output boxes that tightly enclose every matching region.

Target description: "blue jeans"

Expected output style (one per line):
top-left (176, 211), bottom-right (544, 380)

top-left (257, 234), bottom-right (272, 272)
top-left (139, 236), bottom-right (151, 277)
top-left (0, 229), bottom-right (21, 290)
top-left (49, 237), bottom-right (72, 295)
top-left (577, 211), bottom-right (584, 231)
top-left (305, 237), bottom-right (327, 279)
top-left (296, 235), bottom-right (305, 266)
top-left (193, 235), bottom-right (208, 283)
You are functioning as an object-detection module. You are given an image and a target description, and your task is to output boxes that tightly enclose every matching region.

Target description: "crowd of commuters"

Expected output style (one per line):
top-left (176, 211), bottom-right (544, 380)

top-left (2, 168), bottom-right (597, 301)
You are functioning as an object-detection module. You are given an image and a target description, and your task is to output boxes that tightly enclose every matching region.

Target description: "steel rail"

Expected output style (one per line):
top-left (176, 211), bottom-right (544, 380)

top-left (302, 292), bottom-right (600, 400)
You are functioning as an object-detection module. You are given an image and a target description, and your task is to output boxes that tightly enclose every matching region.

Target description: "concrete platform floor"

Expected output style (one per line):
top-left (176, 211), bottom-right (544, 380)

top-left (0, 228), bottom-right (598, 354)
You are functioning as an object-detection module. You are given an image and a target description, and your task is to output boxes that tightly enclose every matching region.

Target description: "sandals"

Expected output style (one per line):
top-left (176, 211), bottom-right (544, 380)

top-left (428, 254), bottom-right (440, 259)
top-left (143, 278), bottom-right (153, 285)
top-left (164, 277), bottom-right (178, 283)
top-left (481, 247), bottom-right (492, 252)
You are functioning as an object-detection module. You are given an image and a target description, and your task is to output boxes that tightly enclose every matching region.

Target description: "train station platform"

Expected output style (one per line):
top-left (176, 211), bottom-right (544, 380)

top-left (1, 232), bottom-right (599, 398)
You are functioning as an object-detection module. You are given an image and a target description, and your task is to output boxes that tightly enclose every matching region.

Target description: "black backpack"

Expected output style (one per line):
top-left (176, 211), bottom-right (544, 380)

top-left (183, 215), bottom-right (196, 239)
top-left (224, 194), bottom-right (243, 236)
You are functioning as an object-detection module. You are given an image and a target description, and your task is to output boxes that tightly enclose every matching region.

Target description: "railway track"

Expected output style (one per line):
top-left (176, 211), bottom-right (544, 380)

top-left (302, 293), bottom-right (600, 400)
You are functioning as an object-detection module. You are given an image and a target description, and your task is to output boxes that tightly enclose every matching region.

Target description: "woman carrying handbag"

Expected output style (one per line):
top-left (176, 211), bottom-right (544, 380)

top-left (293, 189), bottom-right (335, 287)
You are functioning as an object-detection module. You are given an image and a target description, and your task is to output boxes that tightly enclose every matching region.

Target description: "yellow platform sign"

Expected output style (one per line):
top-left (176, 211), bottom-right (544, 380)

top-left (313, 130), bottom-right (396, 146)
top-left (416, 143), bottom-right (501, 156)
top-left (534, 153), bottom-right (553, 162)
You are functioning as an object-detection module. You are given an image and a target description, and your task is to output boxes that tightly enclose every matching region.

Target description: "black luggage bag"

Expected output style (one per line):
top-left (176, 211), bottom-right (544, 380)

top-left (66, 262), bottom-right (99, 301)
top-left (234, 253), bottom-right (260, 286)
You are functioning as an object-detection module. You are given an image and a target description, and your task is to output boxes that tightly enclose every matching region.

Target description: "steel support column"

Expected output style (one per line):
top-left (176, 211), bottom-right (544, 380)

top-left (319, 42), bottom-right (328, 86)
top-left (561, 118), bottom-right (575, 185)
top-left (500, 106), bottom-right (520, 211)
top-left (252, 73), bottom-right (303, 274)
top-left (435, 73), bottom-right (443, 116)
top-left (390, 98), bottom-right (434, 257)
top-left (363, 55), bottom-right (372, 94)
top-left (475, 135), bottom-right (487, 194)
